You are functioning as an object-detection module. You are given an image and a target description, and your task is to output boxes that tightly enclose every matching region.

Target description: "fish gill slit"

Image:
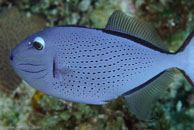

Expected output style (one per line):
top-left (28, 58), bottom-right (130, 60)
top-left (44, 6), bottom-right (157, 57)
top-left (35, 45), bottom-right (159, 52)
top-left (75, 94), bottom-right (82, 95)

top-left (53, 59), bottom-right (56, 78)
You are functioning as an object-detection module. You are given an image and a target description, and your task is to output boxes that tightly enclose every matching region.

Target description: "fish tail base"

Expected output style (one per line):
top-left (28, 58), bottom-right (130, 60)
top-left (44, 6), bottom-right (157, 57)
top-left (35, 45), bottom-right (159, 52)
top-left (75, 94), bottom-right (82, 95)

top-left (176, 30), bottom-right (194, 86)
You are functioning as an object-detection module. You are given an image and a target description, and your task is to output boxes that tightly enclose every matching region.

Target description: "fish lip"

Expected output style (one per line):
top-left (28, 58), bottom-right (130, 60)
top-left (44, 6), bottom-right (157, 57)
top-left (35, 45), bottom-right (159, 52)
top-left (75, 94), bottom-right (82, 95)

top-left (9, 51), bottom-right (14, 62)
top-left (16, 66), bottom-right (48, 80)
top-left (10, 54), bottom-right (14, 61)
top-left (30, 72), bottom-right (49, 80)
top-left (18, 68), bottom-right (47, 73)
top-left (9, 52), bottom-right (16, 69)
top-left (16, 63), bottom-right (42, 67)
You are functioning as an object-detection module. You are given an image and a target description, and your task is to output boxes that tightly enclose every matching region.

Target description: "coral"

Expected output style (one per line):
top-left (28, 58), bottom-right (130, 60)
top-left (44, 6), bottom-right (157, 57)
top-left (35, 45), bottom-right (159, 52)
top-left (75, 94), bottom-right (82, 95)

top-left (132, 0), bottom-right (194, 51)
top-left (0, 82), bottom-right (35, 128)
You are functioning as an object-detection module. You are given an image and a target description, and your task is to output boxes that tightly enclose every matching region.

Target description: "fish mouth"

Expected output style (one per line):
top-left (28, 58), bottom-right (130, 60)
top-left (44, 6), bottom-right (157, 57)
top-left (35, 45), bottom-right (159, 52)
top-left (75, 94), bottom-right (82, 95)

top-left (19, 68), bottom-right (47, 73)
top-left (16, 63), bottom-right (42, 66)
top-left (9, 50), bottom-right (50, 80)
top-left (14, 62), bottom-right (49, 80)
top-left (9, 51), bottom-right (14, 61)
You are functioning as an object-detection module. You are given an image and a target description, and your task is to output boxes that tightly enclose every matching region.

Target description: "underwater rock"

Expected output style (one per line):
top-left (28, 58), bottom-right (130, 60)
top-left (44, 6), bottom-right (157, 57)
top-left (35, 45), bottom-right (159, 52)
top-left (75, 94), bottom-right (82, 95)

top-left (132, 0), bottom-right (194, 51)
top-left (88, 0), bottom-right (121, 28)
top-left (78, 0), bottom-right (91, 12)
top-left (0, 82), bottom-right (35, 127)
top-left (0, 7), bottom-right (46, 94)
top-left (187, 90), bottom-right (194, 106)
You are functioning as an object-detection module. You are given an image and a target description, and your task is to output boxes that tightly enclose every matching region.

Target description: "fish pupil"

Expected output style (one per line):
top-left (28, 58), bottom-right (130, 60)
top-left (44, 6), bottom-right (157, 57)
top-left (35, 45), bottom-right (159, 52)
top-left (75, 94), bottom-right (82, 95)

top-left (33, 42), bottom-right (43, 50)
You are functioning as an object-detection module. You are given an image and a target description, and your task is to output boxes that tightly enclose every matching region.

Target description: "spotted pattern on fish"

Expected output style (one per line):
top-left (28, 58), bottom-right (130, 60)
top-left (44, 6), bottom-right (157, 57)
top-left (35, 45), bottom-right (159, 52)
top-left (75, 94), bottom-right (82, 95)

top-left (10, 10), bottom-right (194, 120)
top-left (11, 27), bottom-right (171, 104)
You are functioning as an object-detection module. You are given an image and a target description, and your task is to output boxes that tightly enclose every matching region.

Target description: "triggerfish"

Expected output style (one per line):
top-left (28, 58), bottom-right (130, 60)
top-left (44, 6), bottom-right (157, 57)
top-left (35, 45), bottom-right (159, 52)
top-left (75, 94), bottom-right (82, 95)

top-left (10, 11), bottom-right (194, 120)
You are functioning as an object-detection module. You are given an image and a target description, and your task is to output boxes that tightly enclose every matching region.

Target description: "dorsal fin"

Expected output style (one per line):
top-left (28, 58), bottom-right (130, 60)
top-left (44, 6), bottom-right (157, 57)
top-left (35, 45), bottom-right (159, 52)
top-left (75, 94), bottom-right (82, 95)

top-left (105, 10), bottom-right (169, 52)
top-left (122, 69), bottom-right (175, 120)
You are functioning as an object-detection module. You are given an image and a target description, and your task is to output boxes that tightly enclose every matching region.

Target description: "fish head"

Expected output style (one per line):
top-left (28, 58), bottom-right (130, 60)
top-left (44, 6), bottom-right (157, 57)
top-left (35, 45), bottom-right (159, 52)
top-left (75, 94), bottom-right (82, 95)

top-left (10, 27), bottom-right (57, 92)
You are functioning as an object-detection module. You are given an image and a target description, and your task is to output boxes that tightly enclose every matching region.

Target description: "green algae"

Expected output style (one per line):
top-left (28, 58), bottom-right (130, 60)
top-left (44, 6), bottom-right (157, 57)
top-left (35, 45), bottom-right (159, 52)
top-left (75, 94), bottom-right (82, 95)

top-left (0, 0), bottom-right (194, 130)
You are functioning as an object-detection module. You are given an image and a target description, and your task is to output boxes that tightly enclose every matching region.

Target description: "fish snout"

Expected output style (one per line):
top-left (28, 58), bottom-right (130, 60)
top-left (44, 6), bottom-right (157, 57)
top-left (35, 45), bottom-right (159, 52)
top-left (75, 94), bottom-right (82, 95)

top-left (10, 51), bottom-right (14, 61)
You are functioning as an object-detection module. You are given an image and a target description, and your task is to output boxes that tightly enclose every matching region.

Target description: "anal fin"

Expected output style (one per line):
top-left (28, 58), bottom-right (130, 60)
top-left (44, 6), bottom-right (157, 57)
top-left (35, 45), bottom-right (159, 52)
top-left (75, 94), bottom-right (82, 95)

top-left (123, 70), bottom-right (175, 121)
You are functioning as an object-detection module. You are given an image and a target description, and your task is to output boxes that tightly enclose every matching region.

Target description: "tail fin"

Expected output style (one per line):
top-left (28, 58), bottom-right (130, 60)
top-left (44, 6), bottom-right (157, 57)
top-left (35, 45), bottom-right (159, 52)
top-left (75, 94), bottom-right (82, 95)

top-left (176, 30), bottom-right (194, 86)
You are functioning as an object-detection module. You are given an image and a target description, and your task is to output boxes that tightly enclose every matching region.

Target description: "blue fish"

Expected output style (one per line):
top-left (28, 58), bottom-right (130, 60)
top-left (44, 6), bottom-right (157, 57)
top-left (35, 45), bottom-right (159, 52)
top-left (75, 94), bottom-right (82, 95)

top-left (10, 11), bottom-right (194, 120)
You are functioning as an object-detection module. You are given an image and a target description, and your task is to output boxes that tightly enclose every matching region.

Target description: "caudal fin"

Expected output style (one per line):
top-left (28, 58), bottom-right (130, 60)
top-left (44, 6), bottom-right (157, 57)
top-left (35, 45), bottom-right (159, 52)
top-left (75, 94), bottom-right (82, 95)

top-left (176, 30), bottom-right (194, 86)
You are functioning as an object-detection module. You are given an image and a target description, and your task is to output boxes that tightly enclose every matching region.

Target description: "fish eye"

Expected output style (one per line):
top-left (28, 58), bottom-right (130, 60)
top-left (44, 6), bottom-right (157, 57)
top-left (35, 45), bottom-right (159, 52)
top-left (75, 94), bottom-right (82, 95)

top-left (33, 37), bottom-right (45, 50)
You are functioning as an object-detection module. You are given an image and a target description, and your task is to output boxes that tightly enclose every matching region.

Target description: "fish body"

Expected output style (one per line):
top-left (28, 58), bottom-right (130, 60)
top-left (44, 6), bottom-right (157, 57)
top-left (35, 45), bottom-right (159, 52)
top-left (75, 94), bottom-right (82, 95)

top-left (10, 11), bottom-right (194, 120)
